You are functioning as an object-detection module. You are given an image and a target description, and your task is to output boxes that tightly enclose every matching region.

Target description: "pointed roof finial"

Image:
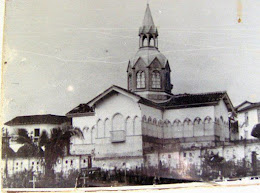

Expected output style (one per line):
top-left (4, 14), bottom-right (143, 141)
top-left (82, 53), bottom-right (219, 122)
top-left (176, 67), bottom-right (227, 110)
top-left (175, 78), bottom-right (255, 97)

top-left (139, 3), bottom-right (158, 36)
top-left (142, 3), bottom-right (155, 27)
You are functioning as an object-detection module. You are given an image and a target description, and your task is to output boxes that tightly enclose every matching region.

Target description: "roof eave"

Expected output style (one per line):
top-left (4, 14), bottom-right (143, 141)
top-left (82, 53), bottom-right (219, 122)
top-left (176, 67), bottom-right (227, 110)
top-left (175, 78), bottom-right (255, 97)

top-left (66, 112), bottom-right (95, 118)
top-left (87, 85), bottom-right (141, 107)
top-left (237, 103), bottom-right (260, 113)
top-left (221, 92), bottom-right (236, 114)
top-left (164, 101), bottom-right (219, 110)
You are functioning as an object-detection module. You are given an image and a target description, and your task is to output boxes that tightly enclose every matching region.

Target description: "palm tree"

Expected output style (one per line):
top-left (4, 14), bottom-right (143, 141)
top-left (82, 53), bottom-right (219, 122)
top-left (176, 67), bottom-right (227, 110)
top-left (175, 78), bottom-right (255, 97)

top-left (43, 126), bottom-right (83, 175)
top-left (15, 129), bottom-right (43, 157)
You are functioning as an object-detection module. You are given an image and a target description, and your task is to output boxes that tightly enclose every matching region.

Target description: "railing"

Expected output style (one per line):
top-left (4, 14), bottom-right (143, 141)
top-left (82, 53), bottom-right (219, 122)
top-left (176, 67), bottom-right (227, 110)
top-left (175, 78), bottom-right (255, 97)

top-left (110, 130), bottom-right (126, 143)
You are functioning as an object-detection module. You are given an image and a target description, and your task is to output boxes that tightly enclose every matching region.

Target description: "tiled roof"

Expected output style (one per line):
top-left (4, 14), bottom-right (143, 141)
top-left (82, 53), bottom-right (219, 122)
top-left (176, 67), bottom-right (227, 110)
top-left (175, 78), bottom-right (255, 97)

top-left (66, 104), bottom-right (94, 116)
top-left (237, 102), bottom-right (260, 113)
top-left (67, 85), bottom-right (234, 116)
top-left (5, 114), bottom-right (71, 126)
top-left (235, 100), bottom-right (254, 111)
top-left (160, 92), bottom-right (227, 109)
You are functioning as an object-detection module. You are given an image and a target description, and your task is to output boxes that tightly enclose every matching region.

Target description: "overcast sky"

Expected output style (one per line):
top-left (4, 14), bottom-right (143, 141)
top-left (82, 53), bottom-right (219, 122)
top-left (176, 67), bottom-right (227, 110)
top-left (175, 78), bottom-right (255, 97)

top-left (2, 0), bottom-right (260, 123)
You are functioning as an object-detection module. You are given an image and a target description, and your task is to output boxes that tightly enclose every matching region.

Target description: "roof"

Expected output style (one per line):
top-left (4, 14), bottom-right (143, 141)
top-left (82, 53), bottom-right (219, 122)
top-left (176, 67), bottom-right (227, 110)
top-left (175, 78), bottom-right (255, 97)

top-left (235, 100), bottom-right (254, 111)
top-left (139, 4), bottom-right (158, 35)
top-left (67, 85), bottom-right (235, 117)
top-left (66, 104), bottom-right (94, 117)
top-left (237, 102), bottom-right (260, 113)
top-left (66, 85), bottom-right (154, 117)
top-left (5, 114), bottom-right (71, 126)
top-left (160, 92), bottom-right (234, 111)
top-left (129, 47), bottom-right (168, 68)
top-left (143, 4), bottom-right (155, 27)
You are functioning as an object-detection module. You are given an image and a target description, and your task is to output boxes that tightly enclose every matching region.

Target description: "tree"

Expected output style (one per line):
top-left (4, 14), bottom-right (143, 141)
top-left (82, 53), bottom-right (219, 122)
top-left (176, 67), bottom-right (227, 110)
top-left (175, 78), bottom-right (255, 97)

top-left (251, 123), bottom-right (260, 138)
top-left (17, 143), bottom-right (44, 157)
top-left (44, 126), bottom-right (83, 175)
top-left (39, 130), bottom-right (49, 149)
top-left (15, 129), bottom-right (43, 158)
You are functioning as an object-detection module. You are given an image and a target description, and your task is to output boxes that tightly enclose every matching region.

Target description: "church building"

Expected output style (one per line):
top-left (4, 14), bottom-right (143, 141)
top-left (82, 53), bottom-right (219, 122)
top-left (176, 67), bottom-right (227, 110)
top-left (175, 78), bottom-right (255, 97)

top-left (66, 4), bottom-right (244, 180)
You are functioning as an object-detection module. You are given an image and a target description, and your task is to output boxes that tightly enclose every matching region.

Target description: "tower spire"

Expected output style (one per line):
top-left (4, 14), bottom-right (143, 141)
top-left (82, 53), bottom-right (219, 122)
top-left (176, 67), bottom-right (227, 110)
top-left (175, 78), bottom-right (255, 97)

top-left (139, 4), bottom-right (158, 48)
top-left (142, 3), bottom-right (155, 27)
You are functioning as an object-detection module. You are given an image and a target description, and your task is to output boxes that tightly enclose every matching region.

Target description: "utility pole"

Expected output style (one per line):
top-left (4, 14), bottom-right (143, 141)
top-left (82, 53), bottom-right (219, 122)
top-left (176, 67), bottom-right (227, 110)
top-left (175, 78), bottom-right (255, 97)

top-left (3, 128), bottom-right (11, 179)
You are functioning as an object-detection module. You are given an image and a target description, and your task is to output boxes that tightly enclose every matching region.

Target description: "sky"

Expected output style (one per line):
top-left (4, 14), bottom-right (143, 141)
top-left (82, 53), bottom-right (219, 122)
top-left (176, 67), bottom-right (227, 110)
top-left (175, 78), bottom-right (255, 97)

top-left (1, 0), bottom-right (260, 123)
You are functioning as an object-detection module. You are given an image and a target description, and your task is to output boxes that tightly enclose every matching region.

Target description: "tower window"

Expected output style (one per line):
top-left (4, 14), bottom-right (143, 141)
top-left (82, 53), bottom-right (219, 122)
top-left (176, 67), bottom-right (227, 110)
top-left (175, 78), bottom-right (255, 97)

top-left (137, 71), bottom-right (145, 88)
top-left (152, 71), bottom-right (161, 88)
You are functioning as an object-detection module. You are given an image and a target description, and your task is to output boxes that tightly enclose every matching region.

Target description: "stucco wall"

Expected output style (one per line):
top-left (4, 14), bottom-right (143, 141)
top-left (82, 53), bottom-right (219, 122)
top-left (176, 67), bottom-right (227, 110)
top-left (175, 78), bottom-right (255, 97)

top-left (238, 108), bottom-right (259, 139)
top-left (144, 141), bottom-right (260, 179)
top-left (2, 157), bottom-right (44, 176)
top-left (163, 106), bottom-right (214, 123)
top-left (214, 100), bottom-right (230, 140)
top-left (71, 92), bottom-right (143, 167)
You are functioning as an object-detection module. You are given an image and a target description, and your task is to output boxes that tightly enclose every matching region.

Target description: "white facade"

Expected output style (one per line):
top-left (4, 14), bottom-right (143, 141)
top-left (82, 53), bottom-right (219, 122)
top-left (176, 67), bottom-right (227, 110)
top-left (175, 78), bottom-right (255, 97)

top-left (238, 108), bottom-right (260, 140)
top-left (69, 86), bottom-right (234, 170)
top-left (70, 91), bottom-right (144, 170)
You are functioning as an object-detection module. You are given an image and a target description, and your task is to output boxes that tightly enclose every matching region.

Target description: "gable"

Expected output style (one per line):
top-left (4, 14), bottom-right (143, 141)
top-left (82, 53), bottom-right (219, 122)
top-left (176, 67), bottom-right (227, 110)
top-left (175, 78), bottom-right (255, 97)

top-left (67, 86), bottom-right (143, 117)
top-left (235, 101), bottom-right (254, 112)
top-left (133, 57), bottom-right (147, 69)
top-left (94, 91), bottom-right (141, 117)
top-left (148, 57), bottom-right (162, 69)
top-left (87, 86), bottom-right (140, 107)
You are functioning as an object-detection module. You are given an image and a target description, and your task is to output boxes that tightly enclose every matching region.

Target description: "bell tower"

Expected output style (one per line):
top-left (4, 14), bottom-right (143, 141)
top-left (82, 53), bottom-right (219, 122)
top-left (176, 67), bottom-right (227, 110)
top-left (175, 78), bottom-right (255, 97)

top-left (127, 4), bottom-right (173, 101)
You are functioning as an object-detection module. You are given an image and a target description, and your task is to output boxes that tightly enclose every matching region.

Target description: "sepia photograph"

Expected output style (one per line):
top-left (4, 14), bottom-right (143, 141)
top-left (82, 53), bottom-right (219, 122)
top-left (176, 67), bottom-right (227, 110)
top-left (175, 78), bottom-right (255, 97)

top-left (1, 0), bottom-right (260, 191)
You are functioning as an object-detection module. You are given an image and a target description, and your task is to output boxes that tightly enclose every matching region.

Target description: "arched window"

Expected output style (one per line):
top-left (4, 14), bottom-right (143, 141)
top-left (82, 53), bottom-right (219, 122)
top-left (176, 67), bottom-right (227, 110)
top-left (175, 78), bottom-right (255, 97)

top-left (153, 118), bottom-right (157, 125)
top-left (173, 119), bottom-right (182, 138)
top-left (112, 113), bottom-right (124, 131)
top-left (125, 117), bottom-right (133, 136)
top-left (104, 118), bottom-right (110, 138)
top-left (91, 126), bottom-right (96, 144)
top-left (133, 116), bottom-right (140, 135)
top-left (97, 119), bottom-right (103, 138)
top-left (143, 37), bottom-right (148, 47)
top-left (149, 36), bottom-right (154, 46)
top-left (193, 117), bottom-right (202, 125)
top-left (193, 117), bottom-right (203, 137)
top-left (183, 118), bottom-right (193, 137)
top-left (148, 117), bottom-right (152, 124)
top-left (142, 115), bottom-right (147, 122)
top-left (204, 116), bottom-right (212, 124)
top-left (173, 119), bottom-right (181, 127)
top-left (83, 127), bottom-right (91, 144)
top-left (137, 71), bottom-right (145, 88)
top-left (152, 71), bottom-right (161, 88)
